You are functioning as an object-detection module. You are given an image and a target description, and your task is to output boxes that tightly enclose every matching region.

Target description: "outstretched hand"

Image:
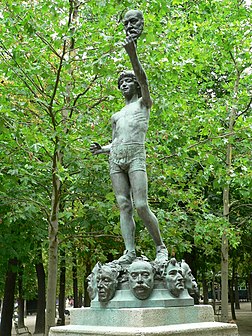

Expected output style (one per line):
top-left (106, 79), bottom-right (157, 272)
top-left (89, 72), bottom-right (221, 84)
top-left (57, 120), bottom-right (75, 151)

top-left (123, 35), bottom-right (137, 54)
top-left (90, 142), bottom-right (103, 155)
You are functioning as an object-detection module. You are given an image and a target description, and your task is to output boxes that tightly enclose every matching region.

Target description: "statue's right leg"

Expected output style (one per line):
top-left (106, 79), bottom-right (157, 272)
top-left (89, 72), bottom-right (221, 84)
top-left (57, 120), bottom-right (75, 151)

top-left (110, 172), bottom-right (136, 264)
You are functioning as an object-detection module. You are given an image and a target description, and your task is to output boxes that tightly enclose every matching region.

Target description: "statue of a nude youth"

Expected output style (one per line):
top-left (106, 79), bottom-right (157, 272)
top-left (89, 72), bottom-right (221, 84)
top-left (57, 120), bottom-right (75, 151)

top-left (90, 10), bottom-right (168, 265)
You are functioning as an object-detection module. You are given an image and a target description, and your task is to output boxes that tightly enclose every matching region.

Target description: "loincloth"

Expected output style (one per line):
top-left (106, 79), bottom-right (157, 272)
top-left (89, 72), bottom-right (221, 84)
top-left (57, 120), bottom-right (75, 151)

top-left (109, 143), bottom-right (146, 175)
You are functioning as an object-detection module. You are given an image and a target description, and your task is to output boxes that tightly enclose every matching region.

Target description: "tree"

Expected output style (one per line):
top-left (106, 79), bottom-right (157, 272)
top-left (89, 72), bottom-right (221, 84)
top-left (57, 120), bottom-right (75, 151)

top-left (1, 0), bottom-right (122, 333)
top-left (0, 259), bottom-right (18, 336)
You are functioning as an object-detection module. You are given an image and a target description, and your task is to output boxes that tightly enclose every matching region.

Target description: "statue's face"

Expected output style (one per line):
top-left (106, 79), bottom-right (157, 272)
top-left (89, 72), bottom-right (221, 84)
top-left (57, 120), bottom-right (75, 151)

top-left (128, 260), bottom-right (154, 300)
top-left (87, 265), bottom-right (97, 300)
top-left (119, 76), bottom-right (138, 97)
top-left (181, 262), bottom-right (198, 295)
top-left (183, 266), bottom-right (195, 290)
top-left (97, 267), bottom-right (117, 302)
top-left (87, 272), bottom-right (97, 300)
top-left (87, 264), bottom-right (99, 300)
top-left (123, 10), bottom-right (144, 40)
top-left (165, 262), bottom-right (184, 297)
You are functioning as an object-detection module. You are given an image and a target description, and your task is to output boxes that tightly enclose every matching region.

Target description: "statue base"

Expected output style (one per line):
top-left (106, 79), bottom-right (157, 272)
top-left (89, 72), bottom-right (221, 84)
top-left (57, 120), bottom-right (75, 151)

top-left (49, 305), bottom-right (238, 336)
top-left (49, 257), bottom-right (238, 335)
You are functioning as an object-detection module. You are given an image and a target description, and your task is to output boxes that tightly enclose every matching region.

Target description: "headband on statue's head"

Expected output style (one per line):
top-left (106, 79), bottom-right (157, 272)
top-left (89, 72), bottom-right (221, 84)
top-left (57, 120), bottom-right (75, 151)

top-left (118, 71), bottom-right (142, 97)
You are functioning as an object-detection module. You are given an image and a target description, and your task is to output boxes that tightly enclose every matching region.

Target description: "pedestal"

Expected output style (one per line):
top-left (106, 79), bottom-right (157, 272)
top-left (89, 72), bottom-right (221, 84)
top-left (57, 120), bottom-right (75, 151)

top-left (49, 305), bottom-right (238, 336)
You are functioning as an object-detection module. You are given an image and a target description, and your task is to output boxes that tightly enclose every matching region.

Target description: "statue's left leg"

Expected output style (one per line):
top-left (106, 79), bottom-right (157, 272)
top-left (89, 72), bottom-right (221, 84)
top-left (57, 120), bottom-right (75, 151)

top-left (129, 170), bottom-right (168, 263)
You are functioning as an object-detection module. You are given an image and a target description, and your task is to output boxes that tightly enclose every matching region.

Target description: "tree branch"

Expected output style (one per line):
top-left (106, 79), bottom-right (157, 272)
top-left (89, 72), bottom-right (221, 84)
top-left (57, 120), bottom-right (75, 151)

top-left (0, 196), bottom-right (50, 221)
top-left (229, 203), bottom-right (252, 214)
top-left (35, 32), bottom-right (61, 58)
top-left (70, 75), bottom-right (99, 113)
top-left (236, 95), bottom-right (252, 118)
top-left (159, 130), bottom-right (245, 161)
top-left (59, 233), bottom-right (122, 244)
top-left (48, 41), bottom-right (67, 128)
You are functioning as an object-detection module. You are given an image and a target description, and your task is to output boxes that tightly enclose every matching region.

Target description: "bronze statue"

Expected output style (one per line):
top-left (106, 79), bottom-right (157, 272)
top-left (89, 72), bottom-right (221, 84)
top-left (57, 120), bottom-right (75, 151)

top-left (90, 10), bottom-right (168, 265)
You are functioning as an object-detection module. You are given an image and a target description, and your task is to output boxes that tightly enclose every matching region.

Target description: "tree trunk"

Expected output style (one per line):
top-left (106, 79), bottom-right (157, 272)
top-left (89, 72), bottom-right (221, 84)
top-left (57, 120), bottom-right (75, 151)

top-left (45, 154), bottom-right (60, 335)
top-left (249, 272), bottom-right (252, 311)
top-left (222, 143), bottom-right (231, 322)
top-left (78, 290), bottom-right (83, 307)
top-left (84, 276), bottom-right (90, 307)
top-left (221, 65), bottom-right (240, 323)
top-left (45, 202), bottom-right (59, 335)
top-left (234, 272), bottom-right (240, 310)
top-left (230, 269), bottom-right (236, 320)
top-left (17, 299), bottom-right (25, 328)
top-left (211, 272), bottom-right (216, 314)
top-left (72, 255), bottom-right (78, 308)
top-left (45, 2), bottom-right (80, 333)
top-left (202, 275), bottom-right (209, 304)
top-left (84, 260), bottom-right (92, 307)
top-left (34, 259), bottom-right (46, 334)
top-left (221, 230), bottom-right (229, 322)
top-left (17, 266), bottom-right (25, 328)
top-left (57, 249), bottom-right (66, 325)
top-left (0, 258), bottom-right (18, 336)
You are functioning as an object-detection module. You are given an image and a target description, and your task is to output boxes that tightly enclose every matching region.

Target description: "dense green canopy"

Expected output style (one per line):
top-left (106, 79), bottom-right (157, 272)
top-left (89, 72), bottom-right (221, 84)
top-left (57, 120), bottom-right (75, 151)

top-left (0, 0), bottom-right (251, 333)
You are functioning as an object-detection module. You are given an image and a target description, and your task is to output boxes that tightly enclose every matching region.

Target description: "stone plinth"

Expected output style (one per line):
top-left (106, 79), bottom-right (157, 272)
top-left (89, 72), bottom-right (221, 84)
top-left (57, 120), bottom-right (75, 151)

top-left (70, 305), bottom-right (214, 327)
top-left (49, 322), bottom-right (238, 336)
top-left (49, 305), bottom-right (238, 336)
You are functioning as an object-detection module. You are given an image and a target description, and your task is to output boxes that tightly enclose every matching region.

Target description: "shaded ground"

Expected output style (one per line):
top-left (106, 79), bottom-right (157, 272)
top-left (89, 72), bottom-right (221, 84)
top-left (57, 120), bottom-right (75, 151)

top-left (12, 302), bottom-right (252, 335)
top-left (11, 316), bottom-right (70, 335)
top-left (233, 302), bottom-right (252, 336)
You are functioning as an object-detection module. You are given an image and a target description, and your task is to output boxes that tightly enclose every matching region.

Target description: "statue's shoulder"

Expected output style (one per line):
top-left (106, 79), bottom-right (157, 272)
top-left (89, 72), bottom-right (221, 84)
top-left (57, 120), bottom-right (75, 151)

top-left (138, 97), bottom-right (152, 111)
top-left (111, 110), bottom-right (122, 123)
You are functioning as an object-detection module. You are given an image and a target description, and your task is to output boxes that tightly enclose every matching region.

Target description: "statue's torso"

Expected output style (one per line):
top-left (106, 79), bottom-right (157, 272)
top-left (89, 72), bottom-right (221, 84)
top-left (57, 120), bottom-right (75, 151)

top-left (111, 99), bottom-right (150, 145)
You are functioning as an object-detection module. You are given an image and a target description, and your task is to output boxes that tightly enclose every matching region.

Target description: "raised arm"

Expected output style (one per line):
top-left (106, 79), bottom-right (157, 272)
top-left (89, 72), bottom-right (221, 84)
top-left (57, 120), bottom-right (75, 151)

top-left (123, 35), bottom-right (152, 108)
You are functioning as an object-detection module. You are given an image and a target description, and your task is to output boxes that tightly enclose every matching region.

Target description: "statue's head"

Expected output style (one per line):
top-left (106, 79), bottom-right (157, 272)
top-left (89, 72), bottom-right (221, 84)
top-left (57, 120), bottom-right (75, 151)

top-left (123, 10), bottom-right (144, 40)
top-left (165, 258), bottom-right (184, 297)
top-left (118, 71), bottom-right (141, 98)
top-left (180, 260), bottom-right (198, 294)
top-left (96, 264), bottom-right (118, 302)
top-left (128, 259), bottom-right (155, 300)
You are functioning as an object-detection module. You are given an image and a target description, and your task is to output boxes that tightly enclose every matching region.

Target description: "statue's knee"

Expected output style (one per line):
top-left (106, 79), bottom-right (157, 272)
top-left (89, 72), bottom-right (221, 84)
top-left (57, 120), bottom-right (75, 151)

top-left (117, 196), bottom-right (133, 213)
top-left (135, 202), bottom-right (148, 216)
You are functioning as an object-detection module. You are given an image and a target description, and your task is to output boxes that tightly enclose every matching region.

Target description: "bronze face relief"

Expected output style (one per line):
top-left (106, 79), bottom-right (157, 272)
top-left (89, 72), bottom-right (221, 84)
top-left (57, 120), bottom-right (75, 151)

top-left (165, 258), bottom-right (185, 298)
top-left (123, 10), bottom-right (144, 40)
top-left (96, 265), bottom-right (118, 302)
top-left (128, 260), bottom-right (155, 300)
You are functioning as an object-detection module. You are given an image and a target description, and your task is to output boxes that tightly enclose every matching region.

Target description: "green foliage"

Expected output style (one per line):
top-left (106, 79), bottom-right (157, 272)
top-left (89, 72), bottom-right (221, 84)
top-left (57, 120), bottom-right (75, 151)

top-left (0, 0), bottom-right (251, 299)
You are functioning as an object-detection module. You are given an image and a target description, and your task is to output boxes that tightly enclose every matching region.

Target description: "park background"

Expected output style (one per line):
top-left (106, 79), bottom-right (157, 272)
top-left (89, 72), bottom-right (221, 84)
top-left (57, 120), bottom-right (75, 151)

top-left (0, 0), bottom-right (251, 335)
